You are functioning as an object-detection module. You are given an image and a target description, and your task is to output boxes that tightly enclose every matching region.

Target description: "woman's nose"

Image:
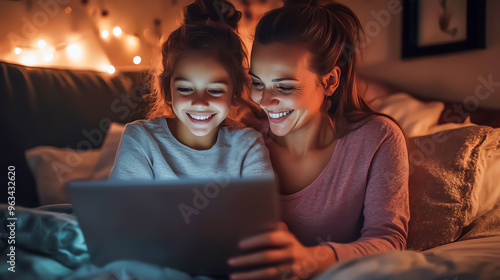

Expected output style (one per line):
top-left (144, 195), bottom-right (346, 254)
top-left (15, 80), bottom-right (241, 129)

top-left (191, 91), bottom-right (210, 107)
top-left (257, 89), bottom-right (279, 109)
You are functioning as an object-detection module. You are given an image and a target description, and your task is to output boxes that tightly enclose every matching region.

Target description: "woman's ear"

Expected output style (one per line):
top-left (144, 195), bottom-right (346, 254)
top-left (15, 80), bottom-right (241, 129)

top-left (321, 66), bottom-right (341, 97)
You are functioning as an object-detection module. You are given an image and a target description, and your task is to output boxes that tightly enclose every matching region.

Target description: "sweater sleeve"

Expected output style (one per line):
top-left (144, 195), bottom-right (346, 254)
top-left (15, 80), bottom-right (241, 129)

top-left (327, 122), bottom-right (410, 262)
top-left (108, 124), bottom-right (154, 180)
top-left (240, 131), bottom-right (275, 179)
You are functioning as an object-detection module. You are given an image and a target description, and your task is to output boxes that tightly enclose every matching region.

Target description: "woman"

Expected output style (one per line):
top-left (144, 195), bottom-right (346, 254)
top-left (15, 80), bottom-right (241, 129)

top-left (228, 0), bottom-right (410, 279)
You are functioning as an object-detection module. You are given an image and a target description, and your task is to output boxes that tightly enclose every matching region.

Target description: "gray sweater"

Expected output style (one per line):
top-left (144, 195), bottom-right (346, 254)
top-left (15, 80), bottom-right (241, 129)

top-left (109, 117), bottom-right (274, 180)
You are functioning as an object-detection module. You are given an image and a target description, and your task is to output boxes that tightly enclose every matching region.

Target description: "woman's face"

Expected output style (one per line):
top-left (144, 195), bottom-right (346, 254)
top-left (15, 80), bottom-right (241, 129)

top-left (170, 54), bottom-right (234, 137)
top-left (249, 42), bottom-right (328, 137)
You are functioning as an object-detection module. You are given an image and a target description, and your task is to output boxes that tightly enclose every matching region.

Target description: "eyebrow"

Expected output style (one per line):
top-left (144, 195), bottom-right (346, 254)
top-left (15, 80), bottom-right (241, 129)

top-left (172, 77), bottom-right (229, 84)
top-left (248, 72), bottom-right (298, 82)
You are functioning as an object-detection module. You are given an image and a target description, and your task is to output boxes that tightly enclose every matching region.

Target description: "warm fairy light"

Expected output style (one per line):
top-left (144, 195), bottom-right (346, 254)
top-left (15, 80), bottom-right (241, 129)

top-left (64, 6), bottom-right (72, 14)
top-left (37, 40), bottom-right (46, 49)
top-left (113, 27), bottom-right (122, 37)
top-left (107, 65), bottom-right (115, 74)
top-left (20, 55), bottom-right (36, 66)
top-left (127, 35), bottom-right (139, 47)
top-left (101, 30), bottom-right (109, 39)
top-left (133, 56), bottom-right (141, 64)
top-left (43, 53), bottom-right (54, 62)
top-left (14, 47), bottom-right (22, 55)
top-left (66, 43), bottom-right (83, 60)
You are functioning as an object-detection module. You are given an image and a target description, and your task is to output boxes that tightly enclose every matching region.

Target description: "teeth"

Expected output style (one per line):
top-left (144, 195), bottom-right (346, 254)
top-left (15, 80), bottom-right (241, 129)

top-left (188, 113), bottom-right (214, 120)
top-left (269, 110), bottom-right (293, 119)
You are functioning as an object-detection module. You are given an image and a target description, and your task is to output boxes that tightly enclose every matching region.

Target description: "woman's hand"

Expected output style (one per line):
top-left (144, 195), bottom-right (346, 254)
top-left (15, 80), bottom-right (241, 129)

top-left (227, 222), bottom-right (337, 280)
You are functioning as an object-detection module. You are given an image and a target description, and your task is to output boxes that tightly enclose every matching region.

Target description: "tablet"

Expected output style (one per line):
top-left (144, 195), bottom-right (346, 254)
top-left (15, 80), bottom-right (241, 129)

top-left (67, 177), bottom-right (279, 276)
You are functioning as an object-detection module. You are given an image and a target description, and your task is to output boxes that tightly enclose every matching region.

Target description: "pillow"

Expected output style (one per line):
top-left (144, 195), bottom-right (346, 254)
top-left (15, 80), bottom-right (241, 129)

top-left (371, 93), bottom-right (445, 137)
top-left (406, 125), bottom-right (500, 251)
top-left (92, 122), bottom-right (125, 180)
top-left (26, 122), bottom-right (126, 205)
top-left (357, 79), bottom-right (392, 108)
top-left (25, 147), bottom-right (102, 205)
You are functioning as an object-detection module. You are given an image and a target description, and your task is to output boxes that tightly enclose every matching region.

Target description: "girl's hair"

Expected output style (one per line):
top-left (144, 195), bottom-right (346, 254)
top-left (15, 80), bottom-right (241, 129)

top-left (144, 0), bottom-right (250, 120)
top-left (254, 0), bottom-right (405, 139)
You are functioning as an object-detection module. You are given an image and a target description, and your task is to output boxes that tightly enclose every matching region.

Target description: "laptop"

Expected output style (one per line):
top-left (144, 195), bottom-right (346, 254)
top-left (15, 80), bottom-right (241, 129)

top-left (67, 177), bottom-right (280, 276)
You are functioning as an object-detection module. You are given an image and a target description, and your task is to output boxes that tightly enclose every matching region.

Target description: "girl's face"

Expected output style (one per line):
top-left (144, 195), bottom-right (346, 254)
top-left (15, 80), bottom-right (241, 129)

top-left (170, 54), bottom-right (234, 137)
top-left (249, 42), bottom-right (328, 137)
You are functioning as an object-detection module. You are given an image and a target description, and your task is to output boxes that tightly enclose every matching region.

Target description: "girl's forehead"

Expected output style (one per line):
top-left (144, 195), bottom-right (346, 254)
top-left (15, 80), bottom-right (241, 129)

top-left (173, 55), bottom-right (228, 77)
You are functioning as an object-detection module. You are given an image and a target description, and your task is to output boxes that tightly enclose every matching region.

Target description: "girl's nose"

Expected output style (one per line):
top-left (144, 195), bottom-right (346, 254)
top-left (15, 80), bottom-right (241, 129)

top-left (191, 91), bottom-right (210, 107)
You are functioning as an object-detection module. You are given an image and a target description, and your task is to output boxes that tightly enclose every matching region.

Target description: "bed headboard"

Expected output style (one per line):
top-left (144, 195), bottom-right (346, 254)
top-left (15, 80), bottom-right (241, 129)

top-left (0, 61), bottom-right (148, 207)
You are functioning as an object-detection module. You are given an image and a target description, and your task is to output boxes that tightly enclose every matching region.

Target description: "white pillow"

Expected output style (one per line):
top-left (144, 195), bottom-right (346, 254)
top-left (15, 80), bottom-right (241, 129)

top-left (371, 92), bottom-right (445, 137)
top-left (26, 122), bottom-right (126, 206)
top-left (477, 128), bottom-right (500, 218)
top-left (26, 147), bottom-right (102, 205)
top-left (92, 122), bottom-right (125, 180)
top-left (425, 121), bottom-right (500, 220)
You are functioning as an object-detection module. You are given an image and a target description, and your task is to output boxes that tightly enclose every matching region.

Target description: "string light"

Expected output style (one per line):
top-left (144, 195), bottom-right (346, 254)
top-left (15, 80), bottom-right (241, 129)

top-left (14, 48), bottom-right (22, 55)
top-left (113, 27), bottom-right (122, 37)
top-left (37, 40), bottom-right (47, 49)
top-left (66, 43), bottom-right (83, 60)
top-left (127, 35), bottom-right (139, 47)
top-left (101, 30), bottom-right (109, 39)
top-left (133, 56), bottom-right (141, 64)
top-left (107, 65), bottom-right (115, 74)
top-left (43, 53), bottom-right (54, 62)
top-left (20, 55), bottom-right (37, 66)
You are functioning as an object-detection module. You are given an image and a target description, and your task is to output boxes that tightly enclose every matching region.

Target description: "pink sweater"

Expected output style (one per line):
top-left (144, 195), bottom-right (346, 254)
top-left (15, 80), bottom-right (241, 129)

top-left (279, 115), bottom-right (410, 262)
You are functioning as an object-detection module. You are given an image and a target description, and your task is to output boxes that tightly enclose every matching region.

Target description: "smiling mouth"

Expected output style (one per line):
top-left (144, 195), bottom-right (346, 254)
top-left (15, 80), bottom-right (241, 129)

top-left (268, 110), bottom-right (294, 119)
top-left (186, 113), bottom-right (216, 121)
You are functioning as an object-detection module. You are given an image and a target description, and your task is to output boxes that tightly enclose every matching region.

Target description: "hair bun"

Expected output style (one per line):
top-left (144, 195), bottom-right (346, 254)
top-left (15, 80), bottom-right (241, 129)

top-left (284, 0), bottom-right (319, 7)
top-left (184, 0), bottom-right (242, 29)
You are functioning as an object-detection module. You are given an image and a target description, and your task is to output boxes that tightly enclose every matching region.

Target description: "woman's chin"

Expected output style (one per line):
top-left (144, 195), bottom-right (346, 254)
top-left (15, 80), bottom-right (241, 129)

top-left (269, 124), bottom-right (292, 137)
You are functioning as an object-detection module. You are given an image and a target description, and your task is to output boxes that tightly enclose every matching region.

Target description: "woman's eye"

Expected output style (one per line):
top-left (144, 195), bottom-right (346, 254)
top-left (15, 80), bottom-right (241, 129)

top-left (277, 86), bottom-right (295, 92)
top-left (251, 82), bottom-right (264, 89)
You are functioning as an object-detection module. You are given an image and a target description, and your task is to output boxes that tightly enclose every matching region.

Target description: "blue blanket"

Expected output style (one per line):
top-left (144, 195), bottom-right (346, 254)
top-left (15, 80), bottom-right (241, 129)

top-left (0, 204), bottom-right (214, 280)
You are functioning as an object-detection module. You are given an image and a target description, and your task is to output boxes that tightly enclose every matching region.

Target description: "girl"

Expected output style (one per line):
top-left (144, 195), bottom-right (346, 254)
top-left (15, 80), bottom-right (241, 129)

top-left (109, 0), bottom-right (273, 180)
top-left (227, 0), bottom-right (410, 279)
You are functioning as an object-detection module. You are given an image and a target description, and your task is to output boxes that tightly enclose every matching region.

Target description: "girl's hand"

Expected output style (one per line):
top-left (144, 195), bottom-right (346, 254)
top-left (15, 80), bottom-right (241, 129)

top-left (227, 222), bottom-right (336, 280)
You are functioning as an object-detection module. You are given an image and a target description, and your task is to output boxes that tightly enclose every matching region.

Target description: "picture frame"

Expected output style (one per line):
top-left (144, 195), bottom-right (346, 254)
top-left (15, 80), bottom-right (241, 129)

top-left (402, 0), bottom-right (486, 59)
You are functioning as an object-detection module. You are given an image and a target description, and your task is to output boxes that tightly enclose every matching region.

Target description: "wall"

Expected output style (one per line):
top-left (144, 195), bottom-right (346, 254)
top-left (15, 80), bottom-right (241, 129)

top-left (0, 0), bottom-right (193, 71)
top-left (338, 0), bottom-right (500, 109)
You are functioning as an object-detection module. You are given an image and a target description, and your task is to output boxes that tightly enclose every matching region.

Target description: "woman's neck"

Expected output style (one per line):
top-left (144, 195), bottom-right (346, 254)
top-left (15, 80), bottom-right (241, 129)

top-left (272, 113), bottom-right (335, 158)
top-left (166, 117), bottom-right (219, 150)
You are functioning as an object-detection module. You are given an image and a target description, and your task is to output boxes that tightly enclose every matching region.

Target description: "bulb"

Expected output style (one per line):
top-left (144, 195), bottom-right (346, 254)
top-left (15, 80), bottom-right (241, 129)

top-left (66, 43), bottom-right (83, 60)
top-left (20, 55), bottom-right (36, 66)
top-left (14, 47), bottom-right (22, 55)
top-left (101, 30), bottom-right (109, 39)
top-left (133, 56), bottom-right (141, 65)
top-left (107, 65), bottom-right (115, 74)
top-left (127, 35), bottom-right (139, 46)
top-left (38, 40), bottom-right (46, 49)
top-left (43, 53), bottom-right (54, 62)
top-left (113, 27), bottom-right (122, 37)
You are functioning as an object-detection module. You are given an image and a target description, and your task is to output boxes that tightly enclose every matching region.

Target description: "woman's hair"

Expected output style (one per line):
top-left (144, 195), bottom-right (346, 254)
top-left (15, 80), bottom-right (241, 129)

top-left (254, 0), bottom-right (404, 139)
top-left (144, 0), bottom-right (250, 120)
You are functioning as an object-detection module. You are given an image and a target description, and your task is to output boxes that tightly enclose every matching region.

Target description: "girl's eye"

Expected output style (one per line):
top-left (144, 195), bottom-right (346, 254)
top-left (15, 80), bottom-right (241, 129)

top-left (177, 87), bottom-right (193, 93)
top-left (208, 89), bottom-right (224, 94)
